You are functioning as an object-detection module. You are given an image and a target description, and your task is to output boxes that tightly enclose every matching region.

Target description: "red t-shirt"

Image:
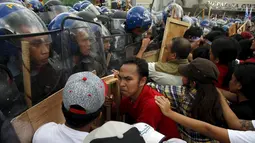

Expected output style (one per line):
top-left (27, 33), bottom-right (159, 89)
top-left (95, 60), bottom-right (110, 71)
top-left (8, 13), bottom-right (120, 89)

top-left (120, 85), bottom-right (180, 140)
top-left (215, 63), bottom-right (229, 90)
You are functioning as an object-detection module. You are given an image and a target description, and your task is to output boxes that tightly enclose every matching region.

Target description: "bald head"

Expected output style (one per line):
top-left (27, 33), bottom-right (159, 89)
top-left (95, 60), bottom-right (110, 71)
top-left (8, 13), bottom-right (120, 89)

top-left (167, 37), bottom-right (191, 59)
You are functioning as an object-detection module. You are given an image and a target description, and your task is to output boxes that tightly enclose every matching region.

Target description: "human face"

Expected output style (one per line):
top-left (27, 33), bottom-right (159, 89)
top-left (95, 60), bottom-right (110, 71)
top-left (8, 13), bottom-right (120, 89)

top-left (229, 74), bottom-right (242, 93)
top-left (24, 35), bottom-right (51, 66)
top-left (118, 64), bottom-right (146, 98)
top-left (76, 31), bottom-right (91, 56)
top-left (103, 39), bottom-right (111, 51)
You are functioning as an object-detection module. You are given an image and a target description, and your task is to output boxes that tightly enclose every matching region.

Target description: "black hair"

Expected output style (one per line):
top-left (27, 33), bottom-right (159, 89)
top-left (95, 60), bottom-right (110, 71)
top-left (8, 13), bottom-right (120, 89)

top-left (238, 39), bottom-right (253, 60)
top-left (204, 31), bottom-right (226, 42)
top-left (211, 37), bottom-right (239, 65)
top-left (62, 104), bottom-right (102, 129)
top-left (231, 34), bottom-right (244, 42)
top-left (212, 26), bottom-right (226, 34)
top-left (121, 57), bottom-right (149, 78)
top-left (171, 37), bottom-right (191, 59)
top-left (192, 45), bottom-right (210, 60)
top-left (211, 37), bottom-right (239, 88)
top-left (190, 82), bottom-right (225, 126)
top-left (234, 63), bottom-right (255, 101)
top-left (183, 26), bottom-right (203, 39)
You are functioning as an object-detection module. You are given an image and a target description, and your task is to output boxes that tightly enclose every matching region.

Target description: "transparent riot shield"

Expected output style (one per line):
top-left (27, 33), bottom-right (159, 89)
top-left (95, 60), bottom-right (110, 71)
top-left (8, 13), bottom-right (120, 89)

top-left (102, 34), bottom-right (133, 72)
top-left (0, 30), bottom-right (68, 112)
top-left (81, 3), bottom-right (101, 16)
top-left (60, 17), bottom-right (107, 77)
top-left (38, 5), bottom-right (71, 26)
top-left (111, 18), bottom-right (126, 31)
top-left (0, 3), bottom-right (69, 114)
top-left (0, 64), bottom-right (27, 119)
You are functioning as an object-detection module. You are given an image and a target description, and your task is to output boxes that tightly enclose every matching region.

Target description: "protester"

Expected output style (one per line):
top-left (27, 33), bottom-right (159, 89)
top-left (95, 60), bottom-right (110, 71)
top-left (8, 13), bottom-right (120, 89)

top-left (209, 37), bottom-right (239, 90)
top-left (204, 31), bottom-right (226, 45)
top-left (155, 95), bottom-right (255, 143)
top-left (148, 58), bottom-right (226, 142)
top-left (106, 57), bottom-right (180, 140)
top-left (228, 63), bottom-right (255, 120)
top-left (192, 45), bottom-right (210, 60)
top-left (238, 39), bottom-right (254, 61)
top-left (241, 31), bottom-right (254, 40)
top-left (137, 37), bottom-right (191, 85)
top-left (33, 72), bottom-right (107, 143)
top-left (83, 121), bottom-right (186, 143)
top-left (183, 26), bottom-right (203, 50)
top-left (230, 34), bottom-right (244, 42)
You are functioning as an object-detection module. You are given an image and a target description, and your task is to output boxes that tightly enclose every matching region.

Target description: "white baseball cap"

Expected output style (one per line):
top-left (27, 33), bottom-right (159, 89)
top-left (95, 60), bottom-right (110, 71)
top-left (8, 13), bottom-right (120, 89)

top-left (83, 121), bottom-right (165, 143)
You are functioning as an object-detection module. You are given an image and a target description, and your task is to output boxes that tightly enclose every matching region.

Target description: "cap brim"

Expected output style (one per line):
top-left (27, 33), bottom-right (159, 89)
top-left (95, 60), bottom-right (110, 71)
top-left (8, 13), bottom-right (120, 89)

top-left (178, 64), bottom-right (190, 77)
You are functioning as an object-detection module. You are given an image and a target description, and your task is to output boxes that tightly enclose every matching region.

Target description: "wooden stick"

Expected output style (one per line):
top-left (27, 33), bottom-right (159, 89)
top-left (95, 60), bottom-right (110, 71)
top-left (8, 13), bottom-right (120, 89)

top-left (171, 7), bottom-right (175, 19)
top-left (126, 0), bottom-right (129, 11)
top-left (21, 41), bottom-right (32, 108)
top-left (195, 9), bottom-right (203, 18)
top-left (202, 8), bottom-right (205, 19)
top-left (208, 7), bottom-right (212, 19)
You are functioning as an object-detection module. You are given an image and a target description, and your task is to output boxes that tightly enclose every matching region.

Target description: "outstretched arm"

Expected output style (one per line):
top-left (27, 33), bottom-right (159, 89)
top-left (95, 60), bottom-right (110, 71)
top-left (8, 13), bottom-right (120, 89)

top-left (218, 90), bottom-right (255, 131)
top-left (155, 96), bottom-right (230, 143)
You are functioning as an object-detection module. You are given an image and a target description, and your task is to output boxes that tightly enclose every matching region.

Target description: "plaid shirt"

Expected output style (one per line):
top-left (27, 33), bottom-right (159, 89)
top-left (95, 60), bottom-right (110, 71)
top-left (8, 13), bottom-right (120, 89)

top-left (147, 82), bottom-right (219, 143)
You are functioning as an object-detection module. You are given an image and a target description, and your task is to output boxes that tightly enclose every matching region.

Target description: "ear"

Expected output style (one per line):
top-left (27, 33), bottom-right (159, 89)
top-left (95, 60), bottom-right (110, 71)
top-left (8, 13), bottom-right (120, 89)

top-left (172, 53), bottom-right (177, 59)
top-left (139, 77), bottom-right (147, 87)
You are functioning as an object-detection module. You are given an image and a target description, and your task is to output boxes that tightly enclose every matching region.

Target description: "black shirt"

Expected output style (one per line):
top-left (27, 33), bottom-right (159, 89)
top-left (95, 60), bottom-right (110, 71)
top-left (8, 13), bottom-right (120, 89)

top-left (230, 100), bottom-right (255, 120)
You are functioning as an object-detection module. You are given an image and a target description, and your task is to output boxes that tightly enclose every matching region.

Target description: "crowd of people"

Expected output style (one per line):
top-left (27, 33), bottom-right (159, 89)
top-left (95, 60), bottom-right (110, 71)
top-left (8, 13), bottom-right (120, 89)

top-left (0, 0), bottom-right (255, 143)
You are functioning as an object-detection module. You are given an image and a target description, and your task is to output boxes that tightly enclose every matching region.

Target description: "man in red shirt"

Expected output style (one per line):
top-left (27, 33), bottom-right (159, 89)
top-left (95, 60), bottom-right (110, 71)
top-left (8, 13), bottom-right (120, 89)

top-left (109, 57), bottom-right (180, 140)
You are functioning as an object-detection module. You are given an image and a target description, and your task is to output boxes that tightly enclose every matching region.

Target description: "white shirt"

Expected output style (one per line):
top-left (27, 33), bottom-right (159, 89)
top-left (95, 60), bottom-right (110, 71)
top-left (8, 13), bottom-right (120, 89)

top-left (33, 122), bottom-right (89, 143)
top-left (148, 62), bottom-right (183, 86)
top-left (228, 120), bottom-right (255, 143)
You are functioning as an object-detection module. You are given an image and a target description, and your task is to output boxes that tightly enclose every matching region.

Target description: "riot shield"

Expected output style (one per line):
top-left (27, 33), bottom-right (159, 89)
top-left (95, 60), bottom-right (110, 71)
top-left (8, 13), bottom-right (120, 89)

top-left (110, 18), bottom-right (126, 32)
top-left (0, 30), bottom-right (68, 109)
top-left (0, 3), bottom-right (69, 110)
top-left (124, 36), bottom-right (161, 58)
top-left (60, 17), bottom-right (107, 77)
top-left (103, 34), bottom-right (133, 72)
top-left (81, 3), bottom-right (100, 16)
top-left (0, 65), bottom-right (27, 119)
